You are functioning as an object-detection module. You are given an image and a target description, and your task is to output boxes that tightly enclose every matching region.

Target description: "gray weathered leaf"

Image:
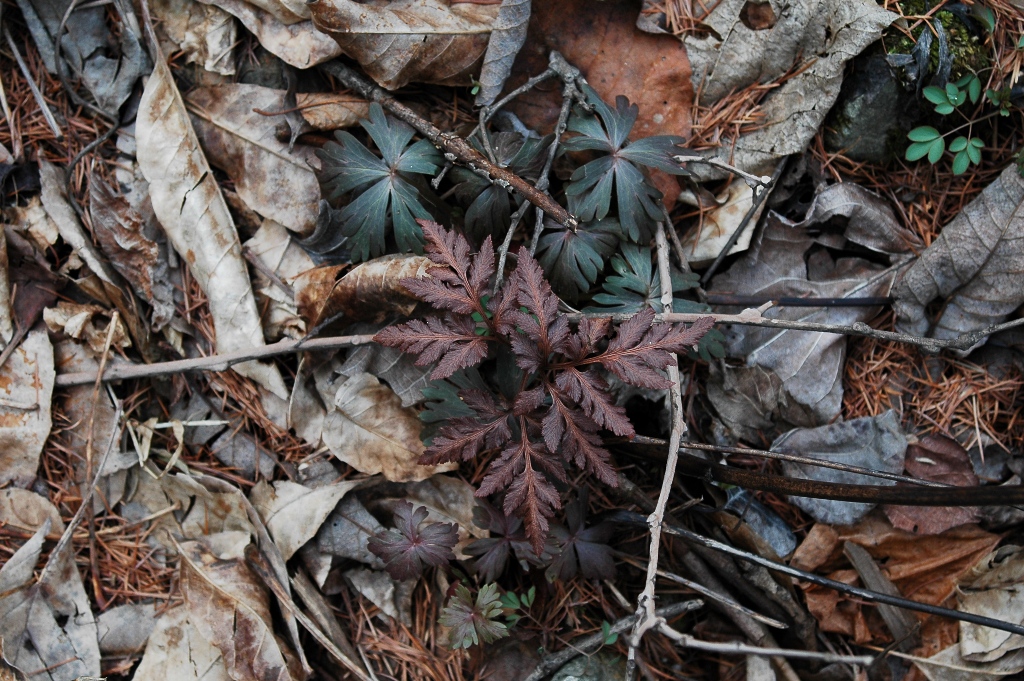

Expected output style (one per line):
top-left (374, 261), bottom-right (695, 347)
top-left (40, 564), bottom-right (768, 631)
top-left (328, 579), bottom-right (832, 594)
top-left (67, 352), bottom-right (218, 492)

top-left (137, 36), bottom-right (288, 398)
top-left (0, 489), bottom-right (63, 534)
top-left (188, 84), bottom-right (321, 235)
top-left (474, 0), bottom-right (531, 106)
top-left (250, 479), bottom-right (358, 560)
top-left (771, 410), bottom-right (907, 525)
top-left (339, 325), bottom-right (431, 408)
top-left (198, 0), bottom-right (342, 68)
top-left (683, 0), bottom-right (895, 176)
top-left (309, 0), bottom-right (498, 89)
top-left (343, 567), bottom-right (414, 626)
top-left (314, 495), bottom-right (386, 567)
top-left (151, 0), bottom-right (237, 75)
top-left (957, 545), bottom-right (1024, 663)
top-left (707, 187), bottom-right (919, 437)
top-left (893, 165), bottom-right (1024, 354)
top-left (96, 603), bottom-right (158, 656)
top-left (242, 220), bottom-right (314, 341)
top-left (132, 605), bottom-right (230, 681)
top-left (0, 329), bottom-right (53, 488)
top-left (322, 373), bottom-right (455, 482)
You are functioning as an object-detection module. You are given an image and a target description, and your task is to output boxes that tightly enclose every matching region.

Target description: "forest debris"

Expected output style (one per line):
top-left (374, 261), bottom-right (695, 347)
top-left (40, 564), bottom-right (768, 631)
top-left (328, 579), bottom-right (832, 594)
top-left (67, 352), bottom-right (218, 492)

top-left (884, 435), bottom-right (980, 536)
top-left (0, 488), bottom-right (64, 534)
top-left (131, 606), bottom-right (229, 681)
top-left (957, 545), bottom-right (1024, 663)
top-left (250, 479), bottom-right (358, 560)
top-left (150, 0), bottom-right (236, 75)
top-left (893, 164), bottom-right (1024, 354)
top-left (772, 411), bottom-right (906, 525)
top-left (321, 372), bottom-right (454, 482)
top-left (96, 603), bottom-right (158, 657)
top-left (187, 83), bottom-right (322, 235)
top-left (343, 567), bottom-right (414, 626)
top-left (0, 329), bottom-right (53, 488)
top-left (678, 178), bottom-right (761, 266)
top-left (136, 38), bottom-right (288, 399)
top-left (683, 0), bottom-right (894, 176)
top-left (242, 220), bottom-right (313, 340)
top-left (474, 0), bottom-right (530, 106)
top-left (44, 302), bottom-right (130, 354)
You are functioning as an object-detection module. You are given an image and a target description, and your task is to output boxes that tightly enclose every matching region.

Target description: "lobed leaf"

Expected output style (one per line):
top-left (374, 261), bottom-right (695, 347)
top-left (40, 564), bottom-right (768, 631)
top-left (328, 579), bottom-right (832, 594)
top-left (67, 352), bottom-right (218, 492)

top-left (367, 500), bottom-right (458, 580)
top-left (374, 314), bottom-right (489, 380)
top-left (439, 584), bottom-right (508, 649)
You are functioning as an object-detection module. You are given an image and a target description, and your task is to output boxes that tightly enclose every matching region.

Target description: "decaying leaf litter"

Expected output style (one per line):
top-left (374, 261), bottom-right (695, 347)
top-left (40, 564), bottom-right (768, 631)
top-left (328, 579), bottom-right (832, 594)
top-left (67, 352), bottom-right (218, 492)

top-left (2, 0), bottom-right (1024, 679)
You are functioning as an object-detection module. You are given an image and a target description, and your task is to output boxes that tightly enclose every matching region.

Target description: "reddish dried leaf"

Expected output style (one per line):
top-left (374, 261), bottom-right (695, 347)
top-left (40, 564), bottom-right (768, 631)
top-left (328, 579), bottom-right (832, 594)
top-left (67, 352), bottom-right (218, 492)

top-left (594, 309), bottom-right (713, 388)
top-left (553, 368), bottom-right (633, 437)
top-left (375, 314), bottom-right (488, 379)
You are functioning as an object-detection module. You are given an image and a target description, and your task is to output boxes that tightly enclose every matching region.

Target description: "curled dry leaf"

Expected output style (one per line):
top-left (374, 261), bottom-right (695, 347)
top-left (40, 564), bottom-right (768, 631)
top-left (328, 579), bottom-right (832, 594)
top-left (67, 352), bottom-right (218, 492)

top-left (682, 0), bottom-right (895, 176)
top-left (678, 177), bottom-right (762, 266)
top-left (957, 545), bottom-right (1024, 663)
top-left (132, 605), bottom-right (230, 681)
top-left (474, 0), bottom-right (531, 106)
top-left (293, 91), bottom-right (370, 131)
top-left (198, 0), bottom-right (342, 68)
top-left (243, 220), bottom-right (314, 341)
top-left (0, 521), bottom-right (101, 681)
top-left (0, 329), bottom-right (54, 488)
top-left (136, 39), bottom-right (288, 398)
top-left (0, 489), bottom-right (64, 534)
top-left (88, 178), bottom-right (176, 330)
top-left (43, 302), bottom-right (131, 355)
top-left (894, 165), bottom-right (1024, 354)
top-left (178, 535), bottom-right (298, 681)
top-left (884, 435), bottom-right (980, 536)
top-left (0, 230), bottom-right (13, 346)
top-left (150, 0), bottom-right (237, 75)
top-left (308, 0), bottom-right (498, 89)
top-left (187, 84), bottom-right (321, 235)
top-left (322, 372), bottom-right (455, 482)
top-left (295, 253), bottom-right (442, 328)
top-left (250, 479), bottom-right (358, 560)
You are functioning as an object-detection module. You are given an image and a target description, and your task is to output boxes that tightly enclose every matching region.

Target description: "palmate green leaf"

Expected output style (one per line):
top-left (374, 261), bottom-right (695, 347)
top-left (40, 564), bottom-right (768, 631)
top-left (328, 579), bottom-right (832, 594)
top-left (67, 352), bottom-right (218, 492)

top-left (563, 86), bottom-right (686, 243)
top-left (536, 219), bottom-right (620, 303)
top-left (451, 132), bottom-right (551, 244)
top-left (315, 103), bottom-right (443, 261)
top-left (439, 583), bottom-right (509, 649)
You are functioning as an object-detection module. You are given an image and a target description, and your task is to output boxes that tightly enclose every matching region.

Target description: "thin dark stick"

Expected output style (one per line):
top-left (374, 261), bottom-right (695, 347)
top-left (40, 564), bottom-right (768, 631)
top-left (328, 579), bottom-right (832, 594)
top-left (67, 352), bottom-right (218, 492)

top-left (318, 60), bottom-right (577, 229)
top-left (493, 199), bottom-right (532, 292)
top-left (698, 158), bottom-right (787, 286)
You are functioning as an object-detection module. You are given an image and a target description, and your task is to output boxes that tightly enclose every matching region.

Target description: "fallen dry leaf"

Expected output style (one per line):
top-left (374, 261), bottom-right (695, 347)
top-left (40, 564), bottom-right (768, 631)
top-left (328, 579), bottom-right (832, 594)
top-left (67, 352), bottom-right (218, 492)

top-left (151, 0), bottom-right (237, 75)
top-left (474, 0), bottom-right (531, 106)
top-left (242, 220), bottom-right (314, 341)
top-left (916, 643), bottom-right (1024, 681)
top-left (508, 0), bottom-right (692, 140)
top-left (773, 411), bottom-right (907, 525)
top-left (44, 302), bottom-right (131, 355)
top-left (678, 178), bottom-right (762, 266)
top-left (894, 165), bottom-right (1024, 354)
top-left (338, 326), bottom-right (432, 407)
top-left (88, 177), bottom-right (176, 331)
top-left (343, 567), bottom-right (414, 626)
top-left (132, 605), bottom-right (230, 681)
top-left (884, 435), bottom-right (980, 536)
top-left (0, 489), bottom-right (64, 534)
top-left (293, 92), bottom-right (371, 131)
top-left (0, 230), bottom-right (13, 346)
top-left (957, 545), bottom-right (1024, 663)
top-left (793, 513), bottom-right (1001, 645)
top-left (96, 603), bottom-right (157, 657)
top-left (198, 0), bottom-right (343, 68)
top-left (0, 522), bottom-right (102, 681)
top-left (0, 329), bottom-right (54, 489)
top-left (294, 253), bottom-right (440, 328)
top-left (187, 84), bottom-right (322, 235)
top-left (250, 479), bottom-right (359, 560)
top-left (179, 534), bottom-right (299, 681)
top-left (309, 0), bottom-right (498, 89)
top-left (683, 0), bottom-right (895, 176)
top-left (136, 36), bottom-right (288, 398)
top-left (322, 372), bottom-right (454, 482)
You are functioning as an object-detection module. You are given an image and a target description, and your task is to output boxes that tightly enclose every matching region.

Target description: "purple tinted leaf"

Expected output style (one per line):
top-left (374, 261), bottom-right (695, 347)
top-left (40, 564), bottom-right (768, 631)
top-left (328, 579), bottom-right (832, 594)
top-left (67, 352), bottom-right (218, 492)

top-left (367, 501), bottom-right (458, 580)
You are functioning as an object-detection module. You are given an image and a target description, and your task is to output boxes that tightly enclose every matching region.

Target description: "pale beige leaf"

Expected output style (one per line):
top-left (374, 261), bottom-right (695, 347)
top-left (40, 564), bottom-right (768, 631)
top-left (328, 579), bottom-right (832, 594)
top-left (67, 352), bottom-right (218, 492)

top-left (0, 229), bottom-right (13, 346)
top-left (958, 545), bottom-right (1024, 663)
top-left (133, 606), bottom-right (231, 681)
top-left (309, 0), bottom-right (498, 89)
top-left (250, 479), bottom-right (358, 560)
top-left (198, 0), bottom-right (342, 69)
top-left (894, 165), bottom-right (1024, 354)
top-left (188, 84), bottom-right (321, 235)
top-left (0, 489), bottom-right (64, 534)
top-left (136, 42), bottom-right (288, 398)
top-left (179, 536), bottom-right (297, 681)
top-left (295, 92), bottom-right (370, 130)
top-left (322, 372), bottom-right (454, 482)
top-left (679, 178), bottom-right (761, 265)
top-left (243, 220), bottom-right (315, 341)
top-left (150, 0), bottom-right (237, 75)
top-left (0, 329), bottom-right (54, 488)
top-left (44, 302), bottom-right (130, 354)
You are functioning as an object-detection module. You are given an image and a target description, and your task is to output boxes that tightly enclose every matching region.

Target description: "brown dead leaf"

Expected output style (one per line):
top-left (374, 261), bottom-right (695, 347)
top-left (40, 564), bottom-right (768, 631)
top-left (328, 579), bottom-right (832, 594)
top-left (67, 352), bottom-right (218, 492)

top-left (294, 92), bottom-right (371, 131)
top-left (506, 0), bottom-right (692, 140)
top-left (151, 0), bottom-right (237, 76)
top-left (0, 330), bottom-right (54, 489)
top-left (178, 534), bottom-right (298, 681)
top-left (0, 489), bottom-right (64, 534)
top-left (132, 605), bottom-right (230, 681)
top-left (88, 178), bottom-right (176, 331)
top-left (795, 513), bottom-right (1000, 645)
top-left (250, 479), bottom-right (358, 560)
top-left (884, 435), bottom-right (981, 536)
top-left (43, 302), bottom-right (131, 355)
top-left (322, 372), bottom-right (454, 482)
top-left (243, 220), bottom-right (315, 341)
top-left (309, 0), bottom-right (498, 89)
top-left (136, 36), bottom-right (288, 398)
top-left (187, 84), bottom-right (321, 235)
top-left (294, 253), bottom-right (441, 328)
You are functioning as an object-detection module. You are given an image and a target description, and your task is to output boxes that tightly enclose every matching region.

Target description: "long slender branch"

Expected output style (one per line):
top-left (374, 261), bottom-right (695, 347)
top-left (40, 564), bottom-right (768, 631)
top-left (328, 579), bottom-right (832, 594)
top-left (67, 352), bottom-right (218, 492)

top-left (655, 624), bottom-right (874, 666)
top-left (626, 222), bottom-right (684, 680)
top-left (318, 60), bottom-right (576, 229)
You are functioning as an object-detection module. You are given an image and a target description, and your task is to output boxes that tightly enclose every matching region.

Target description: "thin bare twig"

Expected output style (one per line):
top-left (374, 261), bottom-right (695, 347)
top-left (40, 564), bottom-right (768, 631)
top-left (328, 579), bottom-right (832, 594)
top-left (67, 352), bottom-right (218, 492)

top-left (523, 600), bottom-right (703, 681)
top-left (655, 623), bottom-right (873, 666)
top-left (626, 222), bottom-right (685, 680)
top-left (318, 60), bottom-right (577, 229)
top-left (493, 198), bottom-right (533, 293)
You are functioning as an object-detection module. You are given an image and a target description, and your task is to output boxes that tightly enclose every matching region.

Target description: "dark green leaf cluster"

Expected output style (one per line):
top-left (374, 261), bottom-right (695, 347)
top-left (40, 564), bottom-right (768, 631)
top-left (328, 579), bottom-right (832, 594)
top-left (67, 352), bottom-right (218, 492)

top-left (316, 103), bottom-right (443, 261)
